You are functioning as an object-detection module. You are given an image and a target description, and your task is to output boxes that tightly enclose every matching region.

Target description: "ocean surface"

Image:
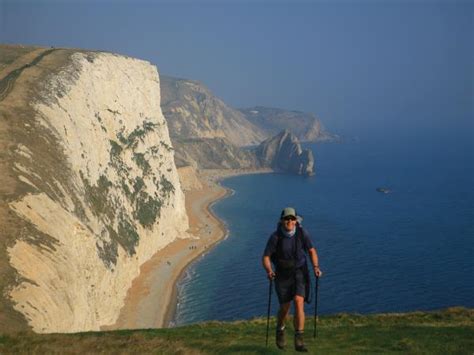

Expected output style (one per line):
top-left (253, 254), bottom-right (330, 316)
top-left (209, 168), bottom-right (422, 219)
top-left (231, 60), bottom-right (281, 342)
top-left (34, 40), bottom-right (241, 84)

top-left (172, 132), bottom-right (474, 326)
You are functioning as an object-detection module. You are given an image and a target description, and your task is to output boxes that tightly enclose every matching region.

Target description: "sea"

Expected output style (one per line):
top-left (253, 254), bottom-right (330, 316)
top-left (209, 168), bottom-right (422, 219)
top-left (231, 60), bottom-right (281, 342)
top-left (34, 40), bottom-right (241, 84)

top-left (172, 128), bottom-right (474, 326)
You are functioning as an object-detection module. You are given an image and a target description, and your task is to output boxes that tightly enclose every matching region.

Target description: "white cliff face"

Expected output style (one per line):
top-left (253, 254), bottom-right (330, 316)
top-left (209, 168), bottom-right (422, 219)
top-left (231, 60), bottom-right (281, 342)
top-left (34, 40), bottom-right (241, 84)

top-left (6, 52), bottom-right (189, 333)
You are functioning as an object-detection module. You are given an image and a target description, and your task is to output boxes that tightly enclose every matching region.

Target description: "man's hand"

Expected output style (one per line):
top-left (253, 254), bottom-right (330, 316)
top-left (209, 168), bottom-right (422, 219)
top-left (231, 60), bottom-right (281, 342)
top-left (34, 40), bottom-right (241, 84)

top-left (267, 270), bottom-right (276, 280)
top-left (314, 266), bottom-right (322, 278)
top-left (262, 255), bottom-right (275, 281)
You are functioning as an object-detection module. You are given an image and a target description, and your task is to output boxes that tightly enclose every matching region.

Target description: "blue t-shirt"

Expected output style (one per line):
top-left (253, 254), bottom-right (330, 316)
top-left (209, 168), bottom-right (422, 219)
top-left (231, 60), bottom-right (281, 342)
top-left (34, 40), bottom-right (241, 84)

top-left (263, 225), bottom-right (314, 268)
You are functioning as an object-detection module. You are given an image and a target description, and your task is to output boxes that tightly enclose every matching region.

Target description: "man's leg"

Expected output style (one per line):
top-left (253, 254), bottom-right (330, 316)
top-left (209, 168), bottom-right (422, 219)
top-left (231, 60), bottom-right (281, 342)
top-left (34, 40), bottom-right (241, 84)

top-left (278, 302), bottom-right (291, 328)
top-left (293, 295), bottom-right (308, 352)
top-left (276, 302), bottom-right (291, 349)
top-left (293, 295), bottom-right (305, 331)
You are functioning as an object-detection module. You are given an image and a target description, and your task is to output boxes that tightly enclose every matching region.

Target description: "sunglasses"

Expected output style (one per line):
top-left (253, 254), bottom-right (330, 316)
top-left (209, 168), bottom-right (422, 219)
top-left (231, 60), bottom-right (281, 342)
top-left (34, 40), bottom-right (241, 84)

top-left (283, 216), bottom-right (296, 221)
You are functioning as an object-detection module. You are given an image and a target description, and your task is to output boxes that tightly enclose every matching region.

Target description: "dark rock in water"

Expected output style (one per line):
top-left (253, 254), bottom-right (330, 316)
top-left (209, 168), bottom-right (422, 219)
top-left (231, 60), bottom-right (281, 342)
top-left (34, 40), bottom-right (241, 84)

top-left (255, 129), bottom-right (315, 176)
top-left (376, 187), bottom-right (391, 194)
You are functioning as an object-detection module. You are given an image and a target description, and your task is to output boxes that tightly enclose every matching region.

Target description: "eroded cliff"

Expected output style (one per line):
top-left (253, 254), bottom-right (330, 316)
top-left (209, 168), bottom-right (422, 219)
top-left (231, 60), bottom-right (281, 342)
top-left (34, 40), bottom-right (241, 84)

top-left (160, 75), bottom-right (265, 147)
top-left (160, 76), bottom-right (332, 172)
top-left (0, 46), bottom-right (188, 333)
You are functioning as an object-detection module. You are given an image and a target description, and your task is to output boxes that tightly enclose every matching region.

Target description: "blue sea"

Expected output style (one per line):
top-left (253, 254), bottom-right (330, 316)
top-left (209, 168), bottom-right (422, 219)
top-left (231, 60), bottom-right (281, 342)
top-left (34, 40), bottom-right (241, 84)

top-left (172, 131), bottom-right (474, 326)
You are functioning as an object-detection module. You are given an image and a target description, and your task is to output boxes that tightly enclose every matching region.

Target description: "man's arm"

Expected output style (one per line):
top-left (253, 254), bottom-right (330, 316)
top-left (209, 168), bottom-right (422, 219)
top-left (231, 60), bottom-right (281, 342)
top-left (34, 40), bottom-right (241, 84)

top-left (262, 255), bottom-right (275, 280)
top-left (301, 228), bottom-right (322, 277)
top-left (262, 234), bottom-right (277, 280)
top-left (309, 248), bottom-right (322, 277)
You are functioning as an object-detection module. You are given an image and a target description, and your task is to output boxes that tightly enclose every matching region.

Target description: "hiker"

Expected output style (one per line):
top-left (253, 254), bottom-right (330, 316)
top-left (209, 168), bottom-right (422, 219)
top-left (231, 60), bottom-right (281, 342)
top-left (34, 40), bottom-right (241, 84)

top-left (262, 207), bottom-right (322, 352)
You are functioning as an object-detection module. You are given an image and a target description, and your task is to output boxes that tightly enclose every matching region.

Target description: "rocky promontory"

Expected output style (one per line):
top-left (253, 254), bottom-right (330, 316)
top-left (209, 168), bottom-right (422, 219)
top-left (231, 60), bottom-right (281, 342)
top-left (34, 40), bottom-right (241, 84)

top-left (255, 130), bottom-right (315, 176)
top-left (160, 76), bottom-right (337, 173)
top-left (160, 75), bottom-right (265, 147)
top-left (239, 106), bottom-right (337, 142)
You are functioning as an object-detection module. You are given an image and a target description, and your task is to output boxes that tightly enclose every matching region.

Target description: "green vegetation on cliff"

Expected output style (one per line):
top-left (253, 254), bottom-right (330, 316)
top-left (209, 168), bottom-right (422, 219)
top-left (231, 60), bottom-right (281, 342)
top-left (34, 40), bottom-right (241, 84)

top-left (0, 308), bottom-right (472, 354)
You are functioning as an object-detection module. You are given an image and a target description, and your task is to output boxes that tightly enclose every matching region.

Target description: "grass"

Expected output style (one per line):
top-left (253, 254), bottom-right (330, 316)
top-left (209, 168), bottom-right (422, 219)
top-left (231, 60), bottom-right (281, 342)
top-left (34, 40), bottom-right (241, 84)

top-left (0, 308), bottom-right (472, 354)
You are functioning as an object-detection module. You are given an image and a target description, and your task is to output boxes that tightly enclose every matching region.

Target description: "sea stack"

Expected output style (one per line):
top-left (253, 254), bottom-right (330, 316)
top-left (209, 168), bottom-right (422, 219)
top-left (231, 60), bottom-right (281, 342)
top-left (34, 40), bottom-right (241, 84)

top-left (254, 129), bottom-right (315, 176)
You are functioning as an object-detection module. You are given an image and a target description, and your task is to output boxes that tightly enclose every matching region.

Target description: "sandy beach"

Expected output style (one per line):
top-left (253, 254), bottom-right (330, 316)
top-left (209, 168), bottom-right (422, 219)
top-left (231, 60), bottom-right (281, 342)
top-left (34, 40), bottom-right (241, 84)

top-left (105, 168), bottom-right (271, 330)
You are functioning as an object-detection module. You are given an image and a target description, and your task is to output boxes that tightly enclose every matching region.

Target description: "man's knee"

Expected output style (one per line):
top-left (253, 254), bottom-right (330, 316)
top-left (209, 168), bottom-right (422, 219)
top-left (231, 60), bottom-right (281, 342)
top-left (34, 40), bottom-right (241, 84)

top-left (294, 295), bottom-right (305, 309)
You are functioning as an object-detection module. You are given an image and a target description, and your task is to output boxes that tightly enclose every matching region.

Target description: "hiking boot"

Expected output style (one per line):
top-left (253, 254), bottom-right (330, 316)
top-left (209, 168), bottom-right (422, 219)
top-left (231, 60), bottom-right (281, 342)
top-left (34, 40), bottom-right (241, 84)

top-left (294, 331), bottom-right (308, 352)
top-left (276, 326), bottom-right (286, 349)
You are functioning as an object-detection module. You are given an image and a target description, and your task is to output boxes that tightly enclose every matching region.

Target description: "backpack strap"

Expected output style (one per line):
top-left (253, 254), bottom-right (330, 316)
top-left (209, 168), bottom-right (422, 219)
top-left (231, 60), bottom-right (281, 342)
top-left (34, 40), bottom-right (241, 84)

top-left (295, 225), bottom-right (312, 303)
top-left (294, 225), bottom-right (307, 256)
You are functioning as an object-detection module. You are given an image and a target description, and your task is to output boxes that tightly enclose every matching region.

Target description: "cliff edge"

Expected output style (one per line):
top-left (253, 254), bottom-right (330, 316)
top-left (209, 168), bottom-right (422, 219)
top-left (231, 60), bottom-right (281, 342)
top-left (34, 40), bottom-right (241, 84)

top-left (0, 45), bottom-right (188, 333)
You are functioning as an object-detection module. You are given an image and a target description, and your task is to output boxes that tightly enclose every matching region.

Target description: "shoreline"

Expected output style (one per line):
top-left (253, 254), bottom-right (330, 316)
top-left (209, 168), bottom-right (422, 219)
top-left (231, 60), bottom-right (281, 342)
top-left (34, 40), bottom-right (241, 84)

top-left (107, 168), bottom-right (272, 330)
top-left (164, 168), bottom-right (273, 327)
top-left (162, 183), bottom-right (232, 327)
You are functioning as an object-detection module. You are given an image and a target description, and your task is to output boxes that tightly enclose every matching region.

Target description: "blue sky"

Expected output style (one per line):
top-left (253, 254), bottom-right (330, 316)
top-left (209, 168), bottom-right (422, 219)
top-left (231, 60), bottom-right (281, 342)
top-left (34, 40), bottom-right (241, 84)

top-left (1, 0), bottom-right (472, 138)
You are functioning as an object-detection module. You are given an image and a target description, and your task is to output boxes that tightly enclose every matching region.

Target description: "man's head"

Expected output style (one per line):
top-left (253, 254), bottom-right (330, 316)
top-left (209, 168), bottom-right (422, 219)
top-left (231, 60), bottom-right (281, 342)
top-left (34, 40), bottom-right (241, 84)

top-left (280, 207), bottom-right (297, 231)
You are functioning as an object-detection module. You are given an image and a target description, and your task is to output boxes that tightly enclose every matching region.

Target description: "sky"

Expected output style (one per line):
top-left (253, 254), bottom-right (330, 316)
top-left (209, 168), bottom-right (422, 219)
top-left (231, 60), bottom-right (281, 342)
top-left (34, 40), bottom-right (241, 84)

top-left (1, 0), bottom-right (472, 138)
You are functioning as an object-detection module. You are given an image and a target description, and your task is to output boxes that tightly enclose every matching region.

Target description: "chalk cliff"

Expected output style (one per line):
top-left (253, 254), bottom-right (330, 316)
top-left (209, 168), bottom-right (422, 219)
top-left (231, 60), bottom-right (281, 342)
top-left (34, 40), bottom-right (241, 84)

top-left (160, 75), bottom-right (265, 146)
top-left (0, 46), bottom-right (188, 333)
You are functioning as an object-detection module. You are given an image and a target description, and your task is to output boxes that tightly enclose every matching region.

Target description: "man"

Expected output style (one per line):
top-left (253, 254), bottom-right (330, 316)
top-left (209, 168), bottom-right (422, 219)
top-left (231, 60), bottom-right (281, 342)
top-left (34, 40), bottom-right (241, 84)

top-left (262, 207), bottom-right (322, 352)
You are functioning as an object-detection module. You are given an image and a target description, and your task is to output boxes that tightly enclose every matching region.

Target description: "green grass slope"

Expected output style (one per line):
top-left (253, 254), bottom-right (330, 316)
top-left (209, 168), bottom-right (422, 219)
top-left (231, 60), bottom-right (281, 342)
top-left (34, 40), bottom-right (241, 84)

top-left (0, 308), bottom-right (472, 354)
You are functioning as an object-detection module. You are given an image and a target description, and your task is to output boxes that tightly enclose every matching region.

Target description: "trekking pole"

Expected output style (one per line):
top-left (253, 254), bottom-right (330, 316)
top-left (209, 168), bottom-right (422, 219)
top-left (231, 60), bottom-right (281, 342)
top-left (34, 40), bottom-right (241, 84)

top-left (313, 276), bottom-right (319, 338)
top-left (265, 277), bottom-right (273, 347)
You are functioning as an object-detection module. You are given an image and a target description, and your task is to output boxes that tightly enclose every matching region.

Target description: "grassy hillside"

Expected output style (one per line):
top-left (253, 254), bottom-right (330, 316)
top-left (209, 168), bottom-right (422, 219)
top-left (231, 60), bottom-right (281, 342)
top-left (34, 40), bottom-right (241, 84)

top-left (0, 308), bottom-right (472, 354)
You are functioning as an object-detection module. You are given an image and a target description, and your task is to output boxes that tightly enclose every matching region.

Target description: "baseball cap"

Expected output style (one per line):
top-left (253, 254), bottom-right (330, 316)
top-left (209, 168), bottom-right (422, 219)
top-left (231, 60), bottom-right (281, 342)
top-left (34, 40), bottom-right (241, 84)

top-left (280, 207), bottom-right (297, 219)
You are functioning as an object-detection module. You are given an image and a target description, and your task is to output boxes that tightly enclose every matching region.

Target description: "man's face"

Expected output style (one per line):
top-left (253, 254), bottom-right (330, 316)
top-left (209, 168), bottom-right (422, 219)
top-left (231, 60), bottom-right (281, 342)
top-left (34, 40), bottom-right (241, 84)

top-left (282, 216), bottom-right (297, 231)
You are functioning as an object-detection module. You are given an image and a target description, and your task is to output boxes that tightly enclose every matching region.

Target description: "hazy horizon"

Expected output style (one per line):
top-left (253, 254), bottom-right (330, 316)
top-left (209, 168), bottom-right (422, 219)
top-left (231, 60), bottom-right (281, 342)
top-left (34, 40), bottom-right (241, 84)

top-left (1, 0), bottom-right (472, 139)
